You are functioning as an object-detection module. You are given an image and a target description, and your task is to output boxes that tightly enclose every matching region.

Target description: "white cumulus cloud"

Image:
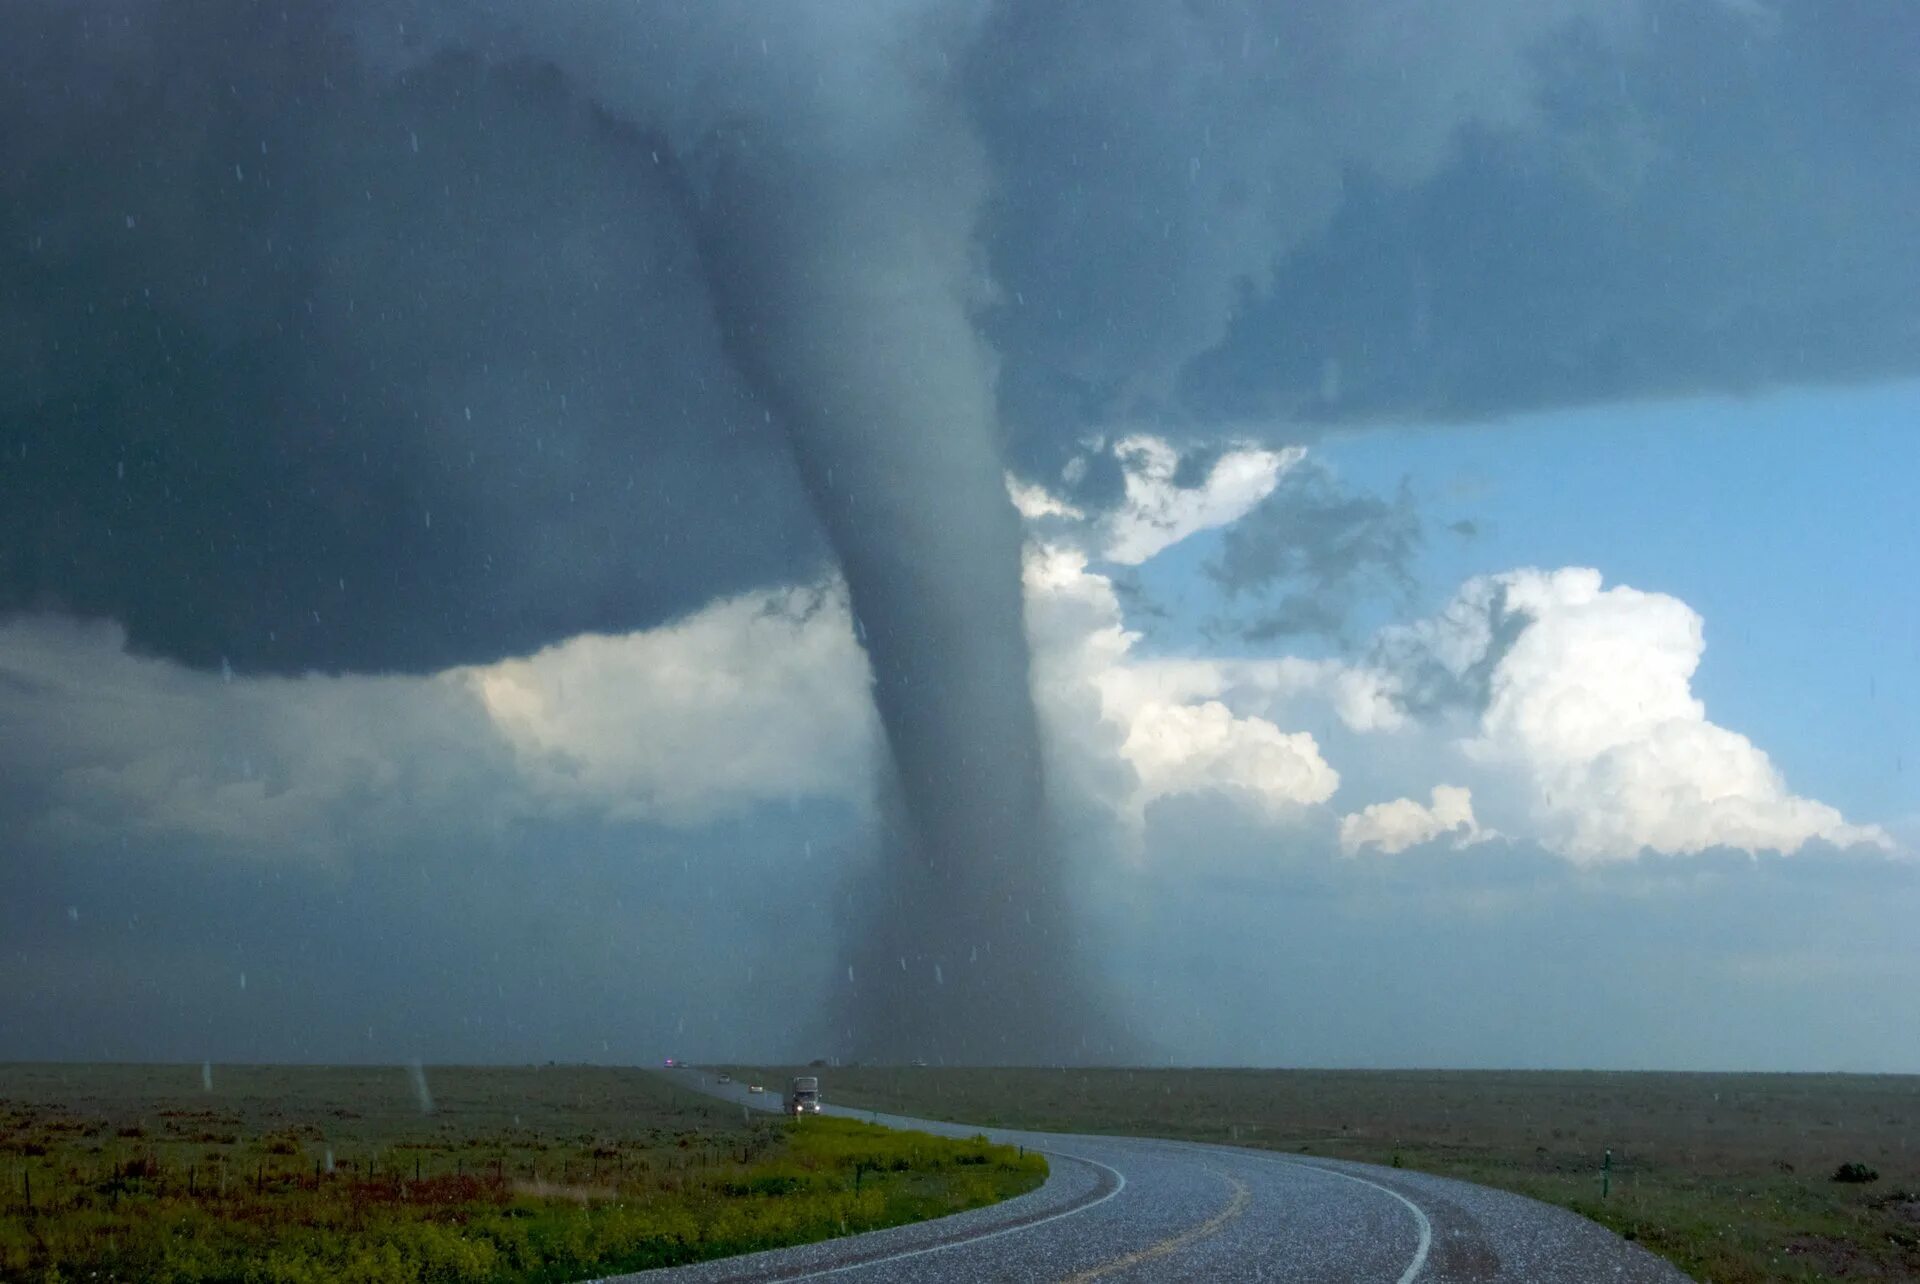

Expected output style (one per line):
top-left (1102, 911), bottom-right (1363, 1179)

top-left (1340, 785), bottom-right (1484, 855)
top-left (1024, 545), bottom-right (1338, 828)
top-left (1364, 568), bottom-right (1890, 862)
top-left (1122, 699), bottom-right (1339, 821)
top-left (1105, 436), bottom-right (1303, 564)
top-left (1006, 476), bottom-right (1085, 521)
top-left (467, 585), bottom-right (878, 825)
top-left (1013, 435), bottom-right (1303, 566)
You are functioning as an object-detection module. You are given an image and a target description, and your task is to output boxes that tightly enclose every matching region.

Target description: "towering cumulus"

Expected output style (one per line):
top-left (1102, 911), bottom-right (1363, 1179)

top-left (362, 1), bottom-right (1108, 1061)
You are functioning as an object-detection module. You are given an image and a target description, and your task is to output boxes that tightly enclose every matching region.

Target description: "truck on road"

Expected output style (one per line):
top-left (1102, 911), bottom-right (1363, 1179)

top-left (786, 1075), bottom-right (821, 1116)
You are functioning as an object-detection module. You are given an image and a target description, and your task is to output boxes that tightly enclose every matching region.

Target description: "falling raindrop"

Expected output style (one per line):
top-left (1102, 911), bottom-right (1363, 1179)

top-left (201, 1061), bottom-right (213, 1091)
top-left (238, 972), bottom-right (247, 990)
top-left (846, 965), bottom-right (855, 983)
top-left (221, 656), bottom-right (233, 683)
top-left (66, 906), bottom-right (79, 922)
top-left (934, 964), bottom-right (944, 985)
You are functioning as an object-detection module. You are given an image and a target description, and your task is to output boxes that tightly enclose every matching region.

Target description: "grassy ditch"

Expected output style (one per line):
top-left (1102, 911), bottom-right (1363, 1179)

top-left (747, 1065), bottom-right (1920, 1284)
top-left (0, 1063), bottom-right (1045, 1284)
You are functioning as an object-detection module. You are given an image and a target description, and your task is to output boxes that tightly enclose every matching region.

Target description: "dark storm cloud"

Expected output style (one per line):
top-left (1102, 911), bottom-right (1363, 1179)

top-left (971, 0), bottom-right (1645, 452)
top-left (1179, 1), bottom-right (1920, 426)
top-left (8, 0), bottom-right (1917, 676)
top-left (1366, 578), bottom-right (1537, 722)
top-left (1207, 463), bottom-right (1422, 642)
top-left (1, 4), bottom-right (821, 674)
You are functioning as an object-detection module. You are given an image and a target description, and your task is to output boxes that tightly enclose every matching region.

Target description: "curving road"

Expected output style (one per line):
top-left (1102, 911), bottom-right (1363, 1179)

top-left (615, 1072), bottom-right (1687, 1284)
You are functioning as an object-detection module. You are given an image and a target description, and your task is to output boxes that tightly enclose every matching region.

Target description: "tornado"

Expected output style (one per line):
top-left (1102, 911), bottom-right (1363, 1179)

top-left (692, 112), bottom-right (1109, 1064)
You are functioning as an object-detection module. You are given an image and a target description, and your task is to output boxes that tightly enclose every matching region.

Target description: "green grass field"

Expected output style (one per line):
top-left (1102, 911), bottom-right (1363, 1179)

top-left (737, 1066), bottom-right (1920, 1284)
top-left (0, 1064), bottom-right (1045, 1284)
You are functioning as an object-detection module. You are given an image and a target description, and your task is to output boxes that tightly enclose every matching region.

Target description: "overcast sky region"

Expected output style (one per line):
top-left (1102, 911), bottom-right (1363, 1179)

top-left (3, 0), bottom-right (1917, 1069)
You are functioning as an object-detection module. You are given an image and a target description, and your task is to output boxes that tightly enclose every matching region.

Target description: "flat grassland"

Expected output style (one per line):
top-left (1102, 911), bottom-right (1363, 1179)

top-left (756, 1066), bottom-right (1920, 1284)
top-left (0, 1064), bottom-right (1044, 1284)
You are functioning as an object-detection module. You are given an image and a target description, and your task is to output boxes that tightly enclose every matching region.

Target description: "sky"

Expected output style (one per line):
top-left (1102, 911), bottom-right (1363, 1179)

top-left (3, 0), bottom-right (1919, 1071)
top-left (1133, 381), bottom-right (1920, 830)
top-left (1328, 385), bottom-right (1920, 831)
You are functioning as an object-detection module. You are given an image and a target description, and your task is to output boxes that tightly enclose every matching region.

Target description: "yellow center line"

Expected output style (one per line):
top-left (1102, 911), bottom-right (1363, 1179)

top-left (1057, 1169), bottom-right (1253, 1283)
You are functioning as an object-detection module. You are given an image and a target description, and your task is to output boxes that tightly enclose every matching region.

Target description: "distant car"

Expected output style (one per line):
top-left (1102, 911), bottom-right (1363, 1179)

top-left (910, 1058), bottom-right (928, 1068)
top-left (747, 1083), bottom-right (764, 1094)
top-left (663, 1057), bottom-right (678, 1069)
top-left (717, 1073), bottom-right (731, 1084)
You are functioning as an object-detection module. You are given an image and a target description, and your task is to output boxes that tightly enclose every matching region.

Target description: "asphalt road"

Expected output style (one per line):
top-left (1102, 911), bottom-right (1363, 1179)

top-left (613, 1072), bottom-right (1688, 1284)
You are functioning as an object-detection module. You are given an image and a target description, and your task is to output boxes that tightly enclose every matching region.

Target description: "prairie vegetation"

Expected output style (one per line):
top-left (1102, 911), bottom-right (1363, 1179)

top-left (760, 1065), bottom-right (1920, 1284)
top-left (0, 1064), bottom-right (1044, 1283)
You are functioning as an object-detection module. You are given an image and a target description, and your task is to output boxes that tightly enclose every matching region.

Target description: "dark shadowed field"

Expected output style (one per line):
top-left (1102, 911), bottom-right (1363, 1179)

top-left (0, 1064), bottom-right (1042, 1283)
top-left (729, 1065), bottom-right (1920, 1284)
